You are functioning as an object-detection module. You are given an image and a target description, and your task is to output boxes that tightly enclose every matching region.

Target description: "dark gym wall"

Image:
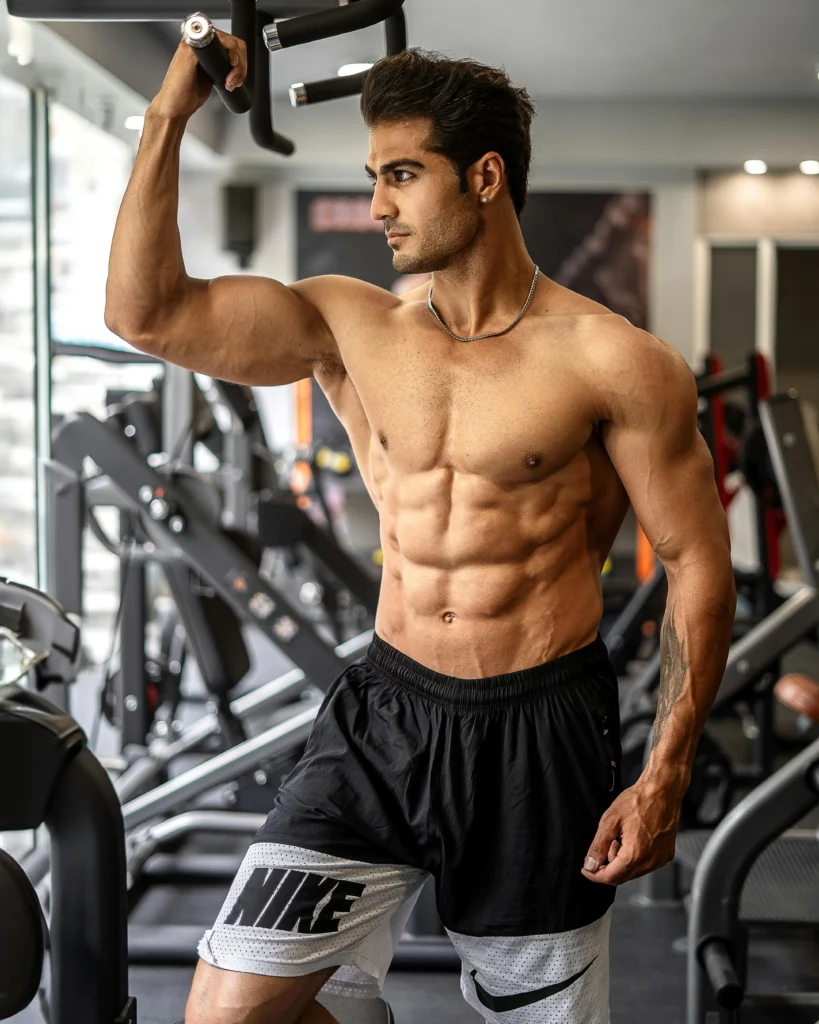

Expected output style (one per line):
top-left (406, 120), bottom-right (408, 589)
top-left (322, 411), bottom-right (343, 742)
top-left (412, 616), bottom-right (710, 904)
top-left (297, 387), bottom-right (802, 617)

top-left (776, 247), bottom-right (819, 413)
top-left (297, 189), bottom-right (652, 447)
top-left (709, 246), bottom-right (757, 369)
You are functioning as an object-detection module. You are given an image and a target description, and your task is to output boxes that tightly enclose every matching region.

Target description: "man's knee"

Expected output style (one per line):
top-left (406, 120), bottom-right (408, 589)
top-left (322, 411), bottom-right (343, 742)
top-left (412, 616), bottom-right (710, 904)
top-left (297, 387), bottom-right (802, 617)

top-left (185, 959), bottom-right (335, 1024)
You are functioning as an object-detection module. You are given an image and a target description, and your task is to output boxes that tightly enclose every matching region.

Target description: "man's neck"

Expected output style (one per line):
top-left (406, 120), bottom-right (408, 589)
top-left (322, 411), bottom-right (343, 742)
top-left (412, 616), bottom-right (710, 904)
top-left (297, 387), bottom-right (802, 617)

top-left (428, 220), bottom-right (536, 339)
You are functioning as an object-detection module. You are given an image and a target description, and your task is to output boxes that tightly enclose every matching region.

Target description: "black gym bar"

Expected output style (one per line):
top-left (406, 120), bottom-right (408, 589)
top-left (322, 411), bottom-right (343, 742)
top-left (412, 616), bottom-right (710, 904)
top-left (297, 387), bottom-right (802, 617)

top-left (252, 11), bottom-right (296, 154)
top-left (696, 365), bottom-right (751, 399)
top-left (262, 0), bottom-right (404, 51)
top-left (7, 0), bottom-right (334, 20)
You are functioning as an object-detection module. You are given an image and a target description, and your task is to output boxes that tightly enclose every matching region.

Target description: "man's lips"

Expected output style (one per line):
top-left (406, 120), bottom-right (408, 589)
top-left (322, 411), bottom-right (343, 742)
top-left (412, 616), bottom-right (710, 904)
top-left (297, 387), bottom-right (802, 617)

top-left (387, 232), bottom-right (409, 241)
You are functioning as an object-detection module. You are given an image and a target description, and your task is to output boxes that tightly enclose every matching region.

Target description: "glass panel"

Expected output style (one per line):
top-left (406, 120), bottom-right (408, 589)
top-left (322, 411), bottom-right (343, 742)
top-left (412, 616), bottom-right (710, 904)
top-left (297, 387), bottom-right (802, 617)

top-left (0, 75), bottom-right (36, 859)
top-left (709, 246), bottom-right (757, 368)
top-left (49, 102), bottom-right (133, 350)
top-left (48, 104), bottom-right (153, 751)
top-left (0, 76), bottom-right (36, 586)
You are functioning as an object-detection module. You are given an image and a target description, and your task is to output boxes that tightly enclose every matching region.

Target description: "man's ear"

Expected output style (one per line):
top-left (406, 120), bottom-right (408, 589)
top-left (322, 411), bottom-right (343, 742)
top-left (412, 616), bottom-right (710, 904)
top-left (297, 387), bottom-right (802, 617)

top-left (471, 152), bottom-right (505, 203)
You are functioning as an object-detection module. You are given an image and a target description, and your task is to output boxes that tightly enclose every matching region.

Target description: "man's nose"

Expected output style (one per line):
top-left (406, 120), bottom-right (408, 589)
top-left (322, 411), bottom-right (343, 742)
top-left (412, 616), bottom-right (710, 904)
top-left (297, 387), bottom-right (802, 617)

top-left (370, 180), bottom-right (398, 224)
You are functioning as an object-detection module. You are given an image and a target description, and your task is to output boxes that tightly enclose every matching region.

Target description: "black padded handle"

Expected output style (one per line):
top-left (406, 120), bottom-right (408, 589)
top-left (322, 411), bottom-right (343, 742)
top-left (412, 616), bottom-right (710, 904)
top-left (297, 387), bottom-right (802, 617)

top-left (266, 0), bottom-right (405, 50)
top-left (700, 939), bottom-right (744, 1010)
top-left (289, 6), bottom-right (407, 107)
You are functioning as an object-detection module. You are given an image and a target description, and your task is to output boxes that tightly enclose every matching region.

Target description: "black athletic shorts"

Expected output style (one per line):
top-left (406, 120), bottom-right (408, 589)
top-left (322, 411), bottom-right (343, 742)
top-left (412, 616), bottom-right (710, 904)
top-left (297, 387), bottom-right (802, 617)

top-left (200, 634), bottom-right (622, 1023)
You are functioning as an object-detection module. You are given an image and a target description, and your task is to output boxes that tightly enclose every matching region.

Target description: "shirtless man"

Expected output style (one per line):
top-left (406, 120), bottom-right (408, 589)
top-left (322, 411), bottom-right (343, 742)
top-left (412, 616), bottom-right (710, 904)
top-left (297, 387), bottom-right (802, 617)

top-left (105, 36), bottom-right (736, 1024)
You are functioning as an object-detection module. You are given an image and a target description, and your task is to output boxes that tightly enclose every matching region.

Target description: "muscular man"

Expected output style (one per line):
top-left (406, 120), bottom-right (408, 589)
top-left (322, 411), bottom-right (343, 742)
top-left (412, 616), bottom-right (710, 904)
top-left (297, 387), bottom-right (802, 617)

top-left (106, 36), bottom-right (736, 1024)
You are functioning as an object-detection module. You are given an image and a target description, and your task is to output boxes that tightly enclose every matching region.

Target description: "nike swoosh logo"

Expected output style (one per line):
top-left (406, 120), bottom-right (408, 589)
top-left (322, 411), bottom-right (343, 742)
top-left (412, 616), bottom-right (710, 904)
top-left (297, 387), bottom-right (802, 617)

top-left (470, 957), bottom-right (597, 1012)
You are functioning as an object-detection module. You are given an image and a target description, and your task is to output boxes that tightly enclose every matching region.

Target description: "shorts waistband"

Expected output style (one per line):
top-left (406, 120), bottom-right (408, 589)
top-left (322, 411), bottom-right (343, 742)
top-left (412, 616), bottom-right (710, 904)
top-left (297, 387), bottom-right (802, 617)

top-left (365, 633), bottom-right (612, 708)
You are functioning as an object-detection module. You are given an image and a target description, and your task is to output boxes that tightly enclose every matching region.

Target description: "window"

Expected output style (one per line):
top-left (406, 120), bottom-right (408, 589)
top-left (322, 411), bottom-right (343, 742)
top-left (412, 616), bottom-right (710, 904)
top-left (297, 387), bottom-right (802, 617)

top-left (49, 103), bottom-right (158, 666)
top-left (0, 76), bottom-right (36, 586)
top-left (50, 102), bottom-right (133, 349)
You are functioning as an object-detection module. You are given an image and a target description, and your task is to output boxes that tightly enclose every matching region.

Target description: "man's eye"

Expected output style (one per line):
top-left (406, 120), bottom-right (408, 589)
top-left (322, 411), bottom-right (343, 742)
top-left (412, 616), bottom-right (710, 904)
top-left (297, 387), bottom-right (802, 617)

top-left (395, 170), bottom-right (413, 182)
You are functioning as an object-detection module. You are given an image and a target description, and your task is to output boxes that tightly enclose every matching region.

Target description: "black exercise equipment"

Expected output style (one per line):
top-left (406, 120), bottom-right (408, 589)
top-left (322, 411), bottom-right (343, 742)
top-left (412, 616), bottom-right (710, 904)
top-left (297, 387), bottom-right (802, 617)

top-left (0, 578), bottom-right (399, 1023)
top-left (0, 577), bottom-right (81, 691)
top-left (11, 0), bottom-right (408, 155)
top-left (631, 393), bottom-right (819, 910)
top-left (0, 683), bottom-right (134, 1024)
top-left (0, 848), bottom-right (46, 1021)
top-left (684, 724), bottom-right (819, 1022)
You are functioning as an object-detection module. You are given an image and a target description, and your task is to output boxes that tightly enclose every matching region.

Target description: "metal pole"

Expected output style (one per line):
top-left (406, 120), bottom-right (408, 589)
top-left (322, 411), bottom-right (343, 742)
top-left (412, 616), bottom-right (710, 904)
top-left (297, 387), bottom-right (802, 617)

top-left (31, 86), bottom-right (52, 595)
top-left (122, 704), bottom-right (317, 829)
top-left (162, 364), bottom-right (195, 465)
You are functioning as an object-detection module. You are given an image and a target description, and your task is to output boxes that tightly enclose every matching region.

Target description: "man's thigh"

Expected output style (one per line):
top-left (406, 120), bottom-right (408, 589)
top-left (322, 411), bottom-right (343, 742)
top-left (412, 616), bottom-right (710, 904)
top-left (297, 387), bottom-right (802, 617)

top-left (186, 959), bottom-right (336, 1024)
top-left (198, 839), bottom-right (427, 999)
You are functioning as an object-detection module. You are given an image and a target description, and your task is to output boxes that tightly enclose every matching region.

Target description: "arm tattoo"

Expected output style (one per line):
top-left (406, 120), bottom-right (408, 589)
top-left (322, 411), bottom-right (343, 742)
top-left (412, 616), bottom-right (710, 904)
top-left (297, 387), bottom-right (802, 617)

top-left (652, 603), bottom-right (690, 750)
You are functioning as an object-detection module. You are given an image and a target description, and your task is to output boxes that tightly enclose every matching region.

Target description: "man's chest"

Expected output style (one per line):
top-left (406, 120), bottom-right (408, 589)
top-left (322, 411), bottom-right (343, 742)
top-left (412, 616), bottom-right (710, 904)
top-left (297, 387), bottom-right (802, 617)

top-left (328, 325), bottom-right (602, 486)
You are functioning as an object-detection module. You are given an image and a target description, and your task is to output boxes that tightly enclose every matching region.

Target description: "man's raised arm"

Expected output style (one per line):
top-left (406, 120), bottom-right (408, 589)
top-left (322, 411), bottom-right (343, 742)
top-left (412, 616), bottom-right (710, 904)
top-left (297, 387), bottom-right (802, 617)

top-left (105, 33), bottom-right (339, 385)
top-left (583, 322), bottom-right (736, 886)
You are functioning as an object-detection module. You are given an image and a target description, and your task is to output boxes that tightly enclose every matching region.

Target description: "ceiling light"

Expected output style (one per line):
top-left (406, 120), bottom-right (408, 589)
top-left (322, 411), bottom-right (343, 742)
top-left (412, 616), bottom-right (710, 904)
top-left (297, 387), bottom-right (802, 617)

top-left (337, 62), bottom-right (374, 77)
top-left (124, 115), bottom-right (144, 131)
top-left (800, 160), bottom-right (819, 175)
top-left (743, 159), bottom-right (768, 175)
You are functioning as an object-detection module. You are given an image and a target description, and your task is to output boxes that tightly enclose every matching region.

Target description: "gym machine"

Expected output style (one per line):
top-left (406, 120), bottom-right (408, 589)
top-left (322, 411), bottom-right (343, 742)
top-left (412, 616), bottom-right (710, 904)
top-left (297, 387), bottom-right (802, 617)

top-left (48, 404), bottom-right (375, 748)
top-left (8, 0), bottom-right (408, 156)
top-left (623, 393), bottom-right (819, 911)
top-left (681, 393), bottom-right (819, 1022)
top-left (0, 583), bottom-right (397, 1024)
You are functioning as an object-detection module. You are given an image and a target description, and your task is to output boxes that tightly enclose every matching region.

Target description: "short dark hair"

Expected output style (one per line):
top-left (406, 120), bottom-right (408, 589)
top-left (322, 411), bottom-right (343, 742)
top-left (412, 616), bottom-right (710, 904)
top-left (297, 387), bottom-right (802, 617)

top-left (361, 49), bottom-right (535, 217)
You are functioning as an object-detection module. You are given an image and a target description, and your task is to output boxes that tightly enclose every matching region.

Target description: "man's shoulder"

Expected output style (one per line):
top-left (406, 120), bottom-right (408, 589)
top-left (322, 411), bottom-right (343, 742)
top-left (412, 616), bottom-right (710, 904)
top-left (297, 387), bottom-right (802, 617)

top-left (291, 274), bottom-right (402, 322)
top-left (570, 314), bottom-right (695, 424)
top-left (572, 311), bottom-right (689, 383)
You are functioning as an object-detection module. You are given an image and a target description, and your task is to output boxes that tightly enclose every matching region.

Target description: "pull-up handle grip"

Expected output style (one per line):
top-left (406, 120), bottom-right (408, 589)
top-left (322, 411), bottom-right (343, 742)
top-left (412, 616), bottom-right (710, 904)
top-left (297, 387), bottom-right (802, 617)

top-left (263, 0), bottom-right (405, 51)
top-left (182, 6), bottom-right (295, 155)
top-left (288, 5), bottom-right (407, 107)
top-left (182, 12), bottom-right (252, 115)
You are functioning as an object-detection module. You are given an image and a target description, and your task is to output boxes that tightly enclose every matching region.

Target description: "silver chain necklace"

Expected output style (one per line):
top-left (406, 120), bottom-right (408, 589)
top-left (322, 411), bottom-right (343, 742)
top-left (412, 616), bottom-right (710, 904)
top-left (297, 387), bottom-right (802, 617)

top-left (427, 265), bottom-right (540, 343)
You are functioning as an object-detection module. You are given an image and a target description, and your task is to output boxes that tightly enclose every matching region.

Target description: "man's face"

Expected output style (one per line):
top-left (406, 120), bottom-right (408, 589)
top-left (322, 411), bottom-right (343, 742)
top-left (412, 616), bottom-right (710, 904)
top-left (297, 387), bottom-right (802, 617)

top-left (366, 117), bottom-right (480, 274)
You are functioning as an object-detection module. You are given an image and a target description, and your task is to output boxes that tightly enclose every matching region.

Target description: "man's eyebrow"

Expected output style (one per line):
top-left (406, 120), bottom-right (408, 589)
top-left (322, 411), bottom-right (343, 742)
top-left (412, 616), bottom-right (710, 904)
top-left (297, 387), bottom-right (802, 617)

top-left (364, 159), bottom-right (426, 178)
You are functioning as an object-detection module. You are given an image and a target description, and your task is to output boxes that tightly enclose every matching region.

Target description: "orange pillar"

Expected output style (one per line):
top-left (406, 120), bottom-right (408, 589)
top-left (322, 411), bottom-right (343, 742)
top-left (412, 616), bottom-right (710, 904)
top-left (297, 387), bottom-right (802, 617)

top-left (636, 524), bottom-right (655, 582)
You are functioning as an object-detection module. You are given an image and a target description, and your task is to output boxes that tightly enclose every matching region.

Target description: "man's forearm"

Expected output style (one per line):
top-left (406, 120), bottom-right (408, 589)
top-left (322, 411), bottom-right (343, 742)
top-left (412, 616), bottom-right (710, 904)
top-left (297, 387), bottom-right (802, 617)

top-left (104, 109), bottom-right (189, 346)
top-left (640, 554), bottom-right (736, 797)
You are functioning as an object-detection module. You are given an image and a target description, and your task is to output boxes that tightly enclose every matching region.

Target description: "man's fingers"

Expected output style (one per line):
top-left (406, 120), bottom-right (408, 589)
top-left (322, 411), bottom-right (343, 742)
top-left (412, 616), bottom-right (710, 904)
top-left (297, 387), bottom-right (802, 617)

top-left (214, 31), bottom-right (248, 91)
top-left (583, 816), bottom-right (621, 874)
top-left (582, 858), bottom-right (635, 886)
